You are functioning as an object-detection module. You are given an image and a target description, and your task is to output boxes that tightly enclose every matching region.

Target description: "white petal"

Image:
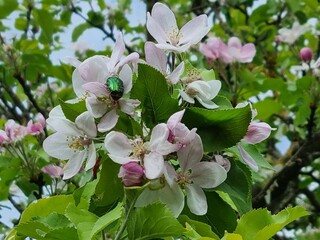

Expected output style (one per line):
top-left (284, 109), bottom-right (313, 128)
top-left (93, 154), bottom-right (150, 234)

top-left (167, 109), bottom-right (185, 131)
top-left (144, 152), bottom-right (164, 179)
top-left (207, 80), bottom-right (221, 99)
top-left (85, 143), bottom-right (96, 170)
top-left (191, 162), bottom-right (227, 188)
top-left (104, 131), bottom-right (133, 157)
top-left (108, 32), bottom-right (125, 73)
top-left (62, 56), bottom-right (81, 67)
top-left (86, 96), bottom-right (109, 118)
top-left (98, 109), bottom-right (119, 132)
top-left (185, 184), bottom-right (207, 215)
top-left (62, 151), bottom-right (86, 179)
top-left (108, 154), bottom-right (137, 165)
top-left (149, 123), bottom-right (176, 155)
top-left (179, 90), bottom-right (195, 104)
top-left (118, 99), bottom-right (140, 115)
top-left (167, 61), bottom-right (184, 84)
top-left (155, 42), bottom-right (191, 53)
top-left (75, 111), bottom-right (97, 138)
top-left (178, 134), bottom-right (203, 172)
top-left (116, 52), bottom-right (140, 74)
top-left (119, 64), bottom-right (133, 94)
top-left (237, 144), bottom-right (259, 172)
top-left (195, 97), bottom-right (219, 109)
top-left (179, 15), bottom-right (210, 46)
top-left (145, 41), bottom-right (167, 72)
top-left (72, 55), bottom-right (109, 97)
top-left (82, 82), bottom-right (109, 97)
top-left (43, 133), bottom-right (74, 160)
top-left (46, 117), bottom-right (79, 136)
top-left (150, 3), bottom-right (178, 38)
top-left (146, 12), bottom-right (170, 44)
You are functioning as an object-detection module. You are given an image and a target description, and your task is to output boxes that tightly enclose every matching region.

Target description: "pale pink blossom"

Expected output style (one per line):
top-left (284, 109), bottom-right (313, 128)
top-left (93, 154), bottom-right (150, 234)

top-left (5, 120), bottom-right (27, 142)
top-left (199, 37), bottom-right (224, 62)
top-left (146, 2), bottom-right (210, 53)
top-left (145, 41), bottom-right (184, 84)
top-left (278, 21), bottom-right (309, 45)
top-left (0, 130), bottom-right (9, 145)
top-left (243, 122), bottom-right (275, 145)
top-left (104, 123), bottom-right (177, 179)
top-left (26, 113), bottom-right (46, 135)
top-left (43, 111), bottom-right (97, 179)
top-left (219, 37), bottom-right (256, 64)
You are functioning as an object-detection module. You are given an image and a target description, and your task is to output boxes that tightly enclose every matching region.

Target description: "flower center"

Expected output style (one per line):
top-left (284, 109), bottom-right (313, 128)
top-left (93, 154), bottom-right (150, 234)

top-left (67, 135), bottom-right (92, 152)
top-left (176, 169), bottom-right (192, 187)
top-left (131, 137), bottom-right (148, 159)
top-left (168, 28), bottom-right (182, 46)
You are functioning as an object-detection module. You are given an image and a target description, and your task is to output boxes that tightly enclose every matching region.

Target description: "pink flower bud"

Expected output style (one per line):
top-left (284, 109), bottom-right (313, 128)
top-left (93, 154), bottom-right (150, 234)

top-left (118, 162), bottom-right (145, 187)
top-left (42, 164), bottom-right (64, 178)
top-left (243, 122), bottom-right (275, 144)
top-left (26, 113), bottom-right (46, 135)
top-left (213, 155), bottom-right (231, 172)
top-left (300, 47), bottom-right (313, 62)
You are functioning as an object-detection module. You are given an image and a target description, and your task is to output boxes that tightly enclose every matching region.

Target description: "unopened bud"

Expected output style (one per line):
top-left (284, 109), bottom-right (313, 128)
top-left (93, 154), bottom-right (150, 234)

top-left (118, 162), bottom-right (144, 187)
top-left (300, 47), bottom-right (313, 62)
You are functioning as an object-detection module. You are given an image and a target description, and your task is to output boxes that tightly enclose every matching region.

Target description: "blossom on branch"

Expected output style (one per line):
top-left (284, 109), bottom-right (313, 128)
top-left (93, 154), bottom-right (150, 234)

top-left (146, 2), bottom-right (210, 53)
top-left (43, 111), bottom-right (97, 179)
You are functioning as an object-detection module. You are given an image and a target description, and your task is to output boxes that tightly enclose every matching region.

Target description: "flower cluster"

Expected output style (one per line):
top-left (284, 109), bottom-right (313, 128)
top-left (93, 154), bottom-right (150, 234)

top-left (199, 36), bottom-right (256, 64)
top-left (0, 113), bottom-right (45, 146)
top-left (42, 2), bottom-right (272, 217)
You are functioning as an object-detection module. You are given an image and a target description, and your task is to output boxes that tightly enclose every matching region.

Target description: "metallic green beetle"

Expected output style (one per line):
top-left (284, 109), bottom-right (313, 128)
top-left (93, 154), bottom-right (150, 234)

top-left (106, 76), bottom-right (124, 101)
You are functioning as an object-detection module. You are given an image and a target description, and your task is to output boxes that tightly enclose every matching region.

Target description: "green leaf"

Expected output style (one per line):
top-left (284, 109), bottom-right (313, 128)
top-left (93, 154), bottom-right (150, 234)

top-left (183, 191), bottom-right (238, 237)
top-left (19, 195), bottom-right (75, 224)
top-left (65, 203), bottom-right (98, 240)
top-left (89, 203), bottom-right (123, 239)
top-left (131, 64), bottom-right (179, 128)
top-left (253, 98), bottom-right (283, 120)
top-left (72, 23), bottom-right (90, 42)
top-left (234, 206), bottom-right (309, 240)
top-left (36, 212), bottom-right (74, 229)
top-left (127, 202), bottom-right (184, 240)
top-left (183, 105), bottom-right (252, 152)
top-left (221, 233), bottom-right (244, 240)
top-left (73, 179), bottom-right (98, 209)
top-left (94, 156), bottom-right (123, 207)
top-left (44, 227), bottom-right (78, 240)
top-left (59, 99), bottom-right (87, 122)
top-left (0, 0), bottom-right (18, 19)
top-left (34, 9), bottom-right (54, 44)
top-left (215, 159), bottom-right (252, 215)
top-left (15, 221), bottom-right (50, 239)
top-left (179, 215), bottom-right (220, 239)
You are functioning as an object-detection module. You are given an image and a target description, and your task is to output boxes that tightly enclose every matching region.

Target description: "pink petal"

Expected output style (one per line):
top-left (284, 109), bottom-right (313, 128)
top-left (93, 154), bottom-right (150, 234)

top-left (239, 43), bottom-right (256, 63)
top-left (108, 32), bottom-right (125, 73)
top-left (237, 144), bottom-right (259, 172)
top-left (243, 122), bottom-right (275, 144)
top-left (167, 110), bottom-right (185, 131)
top-left (228, 37), bottom-right (242, 48)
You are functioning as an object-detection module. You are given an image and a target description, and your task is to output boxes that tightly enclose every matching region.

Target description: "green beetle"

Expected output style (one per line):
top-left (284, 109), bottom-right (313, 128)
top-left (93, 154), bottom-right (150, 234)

top-left (106, 76), bottom-right (124, 101)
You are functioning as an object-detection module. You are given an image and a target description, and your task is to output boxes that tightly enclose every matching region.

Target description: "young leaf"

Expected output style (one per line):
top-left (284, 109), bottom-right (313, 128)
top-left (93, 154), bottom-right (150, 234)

top-left (127, 202), bottom-right (184, 240)
top-left (234, 206), bottom-right (309, 240)
top-left (73, 179), bottom-right (98, 210)
top-left (131, 63), bottom-right (179, 128)
top-left (183, 105), bottom-right (252, 152)
top-left (72, 23), bottom-right (90, 42)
